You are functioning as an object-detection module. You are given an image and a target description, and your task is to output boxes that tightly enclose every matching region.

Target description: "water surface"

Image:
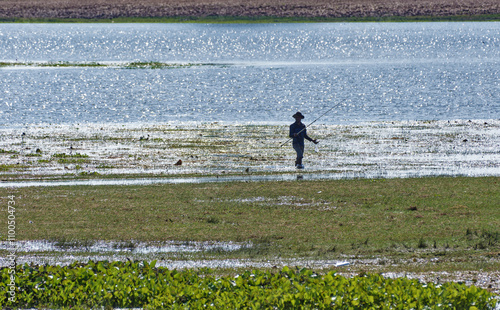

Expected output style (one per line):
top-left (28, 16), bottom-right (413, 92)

top-left (1, 23), bottom-right (499, 125)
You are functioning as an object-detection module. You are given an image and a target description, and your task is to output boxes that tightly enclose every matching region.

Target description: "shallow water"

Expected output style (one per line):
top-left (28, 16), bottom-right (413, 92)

top-left (1, 23), bottom-right (499, 125)
top-left (0, 170), bottom-right (496, 188)
top-left (0, 120), bottom-right (499, 185)
top-left (0, 240), bottom-right (249, 254)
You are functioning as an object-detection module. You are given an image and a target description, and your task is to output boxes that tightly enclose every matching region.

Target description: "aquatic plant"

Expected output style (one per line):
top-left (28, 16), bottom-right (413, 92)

top-left (0, 262), bottom-right (497, 309)
top-left (124, 61), bottom-right (189, 69)
top-left (52, 153), bottom-right (89, 158)
top-left (0, 61), bottom-right (207, 69)
top-left (2, 121), bottom-right (498, 179)
top-left (0, 164), bottom-right (29, 171)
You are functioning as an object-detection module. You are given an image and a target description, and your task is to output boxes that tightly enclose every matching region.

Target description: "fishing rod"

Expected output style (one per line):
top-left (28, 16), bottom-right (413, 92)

top-left (279, 98), bottom-right (348, 147)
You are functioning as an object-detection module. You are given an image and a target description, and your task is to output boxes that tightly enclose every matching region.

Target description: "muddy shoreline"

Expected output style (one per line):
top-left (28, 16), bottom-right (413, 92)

top-left (1, 0), bottom-right (499, 20)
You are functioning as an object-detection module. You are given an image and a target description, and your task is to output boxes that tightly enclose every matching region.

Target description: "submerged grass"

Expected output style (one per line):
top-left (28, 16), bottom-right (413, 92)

top-left (2, 121), bottom-right (497, 181)
top-left (0, 163), bottom-right (30, 171)
top-left (2, 176), bottom-right (498, 267)
top-left (0, 61), bottom-right (224, 69)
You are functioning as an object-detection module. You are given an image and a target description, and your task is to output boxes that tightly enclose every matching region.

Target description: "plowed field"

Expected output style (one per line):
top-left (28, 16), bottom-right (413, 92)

top-left (1, 0), bottom-right (499, 20)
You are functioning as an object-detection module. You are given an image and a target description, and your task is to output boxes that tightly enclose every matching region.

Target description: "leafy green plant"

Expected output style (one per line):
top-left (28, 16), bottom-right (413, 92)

top-left (0, 262), bottom-right (497, 309)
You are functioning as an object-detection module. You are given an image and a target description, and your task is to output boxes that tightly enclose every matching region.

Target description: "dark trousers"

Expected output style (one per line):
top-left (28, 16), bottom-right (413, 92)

top-left (293, 143), bottom-right (304, 165)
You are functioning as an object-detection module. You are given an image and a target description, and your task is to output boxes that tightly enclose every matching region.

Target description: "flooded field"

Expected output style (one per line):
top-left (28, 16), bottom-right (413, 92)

top-left (1, 119), bottom-right (499, 185)
top-left (1, 23), bottom-right (499, 307)
top-left (1, 125), bottom-right (499, 297)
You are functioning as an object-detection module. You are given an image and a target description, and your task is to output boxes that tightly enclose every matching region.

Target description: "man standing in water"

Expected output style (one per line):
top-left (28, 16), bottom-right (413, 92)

top-left (289, 112), bottom-right (318, 169)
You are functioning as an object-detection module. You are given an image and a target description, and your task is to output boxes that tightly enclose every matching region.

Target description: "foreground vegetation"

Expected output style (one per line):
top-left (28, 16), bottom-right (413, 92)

top-left (1, 261), bottom-right (497, 309)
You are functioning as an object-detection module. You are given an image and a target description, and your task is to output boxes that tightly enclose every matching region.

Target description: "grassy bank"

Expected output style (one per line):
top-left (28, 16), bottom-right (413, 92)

top-left (2, 177), bottom-right (499, 263)
top-left (2, 14), bottom-right (500, 23)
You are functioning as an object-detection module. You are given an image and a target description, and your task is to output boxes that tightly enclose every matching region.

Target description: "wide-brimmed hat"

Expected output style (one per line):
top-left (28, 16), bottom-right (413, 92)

top-left (292, 112), bottom-right (305, 119)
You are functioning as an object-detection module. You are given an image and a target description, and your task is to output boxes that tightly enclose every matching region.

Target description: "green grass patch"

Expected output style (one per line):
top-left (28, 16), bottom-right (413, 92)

top-left (0, 61), bottom-right (107, 68)
top-left (0, 164), bottom-right (30, 171)
top-left (57, 158), bottom-right (89, 164)
top-left (96, 164), bottom-right (115, 169)
top-left (52, 153), bottom-right (89, 158)
top-left (78, 171), bottom-right (101, 176)
top-left (51, 153), bottom-right (90, 164)
top-left (0, 261), bottom-right (496, 309)
top-left (2, 177), bottom-right (499, 263)
top-left (124, 61), bottom-right (198, 69)
top-left (0, 61), bottom-right (218, 69)
top-left (168, 139), bottom-right (234, 149)
top-left (0, 149), bottom-right (18, 155)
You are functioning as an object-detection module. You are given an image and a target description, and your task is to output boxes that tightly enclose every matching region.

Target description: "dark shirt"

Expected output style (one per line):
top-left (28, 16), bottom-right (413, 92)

top-left (289, 122), bottom-right (313, 146)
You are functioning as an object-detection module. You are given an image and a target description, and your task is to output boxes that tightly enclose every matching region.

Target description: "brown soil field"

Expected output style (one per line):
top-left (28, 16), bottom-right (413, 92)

top-left (1, 0), bottom-right (499, 20)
